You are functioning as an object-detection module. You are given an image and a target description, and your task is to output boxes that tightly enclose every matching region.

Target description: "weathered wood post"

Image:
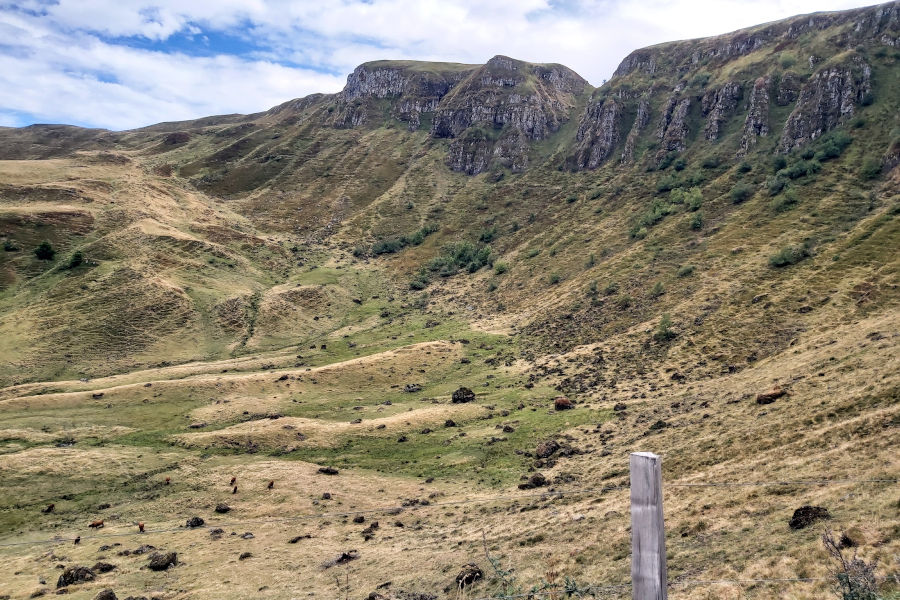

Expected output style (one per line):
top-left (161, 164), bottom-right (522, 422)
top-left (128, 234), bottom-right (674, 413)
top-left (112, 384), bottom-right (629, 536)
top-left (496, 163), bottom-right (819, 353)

top-left (630, 451), bottom-right (667, 600)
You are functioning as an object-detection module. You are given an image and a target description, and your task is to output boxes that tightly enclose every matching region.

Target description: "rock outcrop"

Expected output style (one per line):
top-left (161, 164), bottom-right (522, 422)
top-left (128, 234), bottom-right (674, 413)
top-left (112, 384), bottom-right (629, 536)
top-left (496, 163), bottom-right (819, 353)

top-left (778, 57), bottom-right (872, 152)
top-left (621, 97), bottom-right (650, 164)
top-left (702, 82), bottom-right (742, 141)
top-left (656, 90), bottom-right (692, 155)
top-left (739, 77), bottom-right (771, 156)
top-left (571, 98), bottom-right (621, 169)
top-left (432, 56), bottom-right (586, 174)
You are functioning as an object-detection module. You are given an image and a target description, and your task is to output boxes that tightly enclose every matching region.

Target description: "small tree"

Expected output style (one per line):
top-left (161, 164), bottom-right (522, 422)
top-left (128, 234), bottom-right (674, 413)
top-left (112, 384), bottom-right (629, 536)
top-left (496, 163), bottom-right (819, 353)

top-left (34, 240), bottom-right (55, 261)
top-left (654, 314), bottom-right (676, 341)
top-left (67, 251), bottom-right (84, 269)
top-left (823, 528), bottom-right (880, 600)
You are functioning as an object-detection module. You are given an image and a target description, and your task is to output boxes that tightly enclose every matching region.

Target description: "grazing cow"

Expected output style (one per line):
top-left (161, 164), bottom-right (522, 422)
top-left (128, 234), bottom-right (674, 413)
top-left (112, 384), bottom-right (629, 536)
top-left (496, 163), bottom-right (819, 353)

top-left (232, 486), bottom-right (238, 495)
top-left (73, 536), bottom-right (80, 545)
top-left (89, 520), bottom-right (104, 529)
top-left (164, 477), bottom-right (171, 485)
top-left (267, 480), bottom-right (274, 490)
top-left (230, 476), bottom-right (236, 486)
top-left (42, 503), bottom-right (55, 514)
top-left (138, 522), bottom-right (145, 533)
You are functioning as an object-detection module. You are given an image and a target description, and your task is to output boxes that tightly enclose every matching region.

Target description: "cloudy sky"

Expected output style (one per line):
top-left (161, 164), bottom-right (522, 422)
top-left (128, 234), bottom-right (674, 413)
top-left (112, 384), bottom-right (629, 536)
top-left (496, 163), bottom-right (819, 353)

top-left (0, 0), bottom-right (877, 130)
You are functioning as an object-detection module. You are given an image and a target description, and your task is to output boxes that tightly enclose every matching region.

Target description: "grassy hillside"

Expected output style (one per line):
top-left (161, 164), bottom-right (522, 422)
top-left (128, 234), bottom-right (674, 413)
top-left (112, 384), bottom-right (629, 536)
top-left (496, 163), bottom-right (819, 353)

top-left (0, 4), bottom-right (897, 599)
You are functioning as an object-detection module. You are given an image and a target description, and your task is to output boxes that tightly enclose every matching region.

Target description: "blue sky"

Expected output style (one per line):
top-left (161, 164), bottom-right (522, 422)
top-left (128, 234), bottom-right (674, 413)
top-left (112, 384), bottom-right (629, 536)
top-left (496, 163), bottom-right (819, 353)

top-left (0, 0), bottom-right (876, 130)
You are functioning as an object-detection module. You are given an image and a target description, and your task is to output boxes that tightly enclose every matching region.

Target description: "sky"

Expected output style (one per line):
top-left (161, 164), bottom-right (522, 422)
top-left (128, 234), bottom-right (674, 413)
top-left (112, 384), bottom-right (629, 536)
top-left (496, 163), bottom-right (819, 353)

top-left (0, 0), bottom-right (878, 130)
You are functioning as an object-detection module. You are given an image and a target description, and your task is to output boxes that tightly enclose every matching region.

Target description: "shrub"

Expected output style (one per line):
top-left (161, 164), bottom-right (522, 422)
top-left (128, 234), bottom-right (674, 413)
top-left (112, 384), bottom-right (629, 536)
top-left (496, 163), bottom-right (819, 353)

top-left (769, 244), bottom-right (810, 267)
top-left (34, 240), bottom-right (55, 261)
top-left (657, 153), bottom-right (678, 170)
top-left (690, 212), bottom-right (704, 231)
top-left (823, 528), bottom-right (880, 600)
top-left (649, 281), bottom-right (665, 297)
top-left (673, 157), bottom-right (687, 171)
top-left (372, 238), bottom-right (405, 255)
top-left (604, 281), bottom-right (619, 295)
top-left (479, 227), bottom-right (497, 243)
top-left (3, 240), bottom-right (19, 252)
top-left (671, 187), bottom-right (702, 211)
top-left (66, 251), bottom-right (84, 269)
top-left (701, 156), bottom-right (721, 169)
top-left (525, 248), bottom-right (540, 258)
top-left (486, 281), bottom-right (498, 292)
top-left (766, 176), bottom-right (787, 196)
top-left (772, 155), bottom-right (788, 172)
top-left (631, 198), bottom-right (676, 238)
top-left (817, 131), bottom-right (852, 160)
top-left (409, 269), bottom-right (430, 290)
top-left (781, 159), bottom-right (821, 179)
top-left (677, 264), bottom-right (695, 277)
top-left (548, 273), bottom-right (561, 285)
top-left (860, 158), bottom-right (881, 180)
top-left (737, 161), bottom-right (752, 173)
top-left (586, 253), bottom-right (596, 268)
top-left (617, 294), bottom-right (632, 309)
top-left (653, 314), bottom-right (676, 341)
top-left (589, 188), bottom-right (604, 200)
top-left (656, 174), bottom-right (680, 193)
top-left (779, 54), bottom-right (796, 68)
top-left (566, 194), bottom-right (578, 204)
top-left (771, 189), bottom-right (799, 213)
top-left (587, 280), bottom-right (598, 295)
top-left (730, 182), bottom-right (754, 204)
top-left (494, 261), bottom-right (509, 275)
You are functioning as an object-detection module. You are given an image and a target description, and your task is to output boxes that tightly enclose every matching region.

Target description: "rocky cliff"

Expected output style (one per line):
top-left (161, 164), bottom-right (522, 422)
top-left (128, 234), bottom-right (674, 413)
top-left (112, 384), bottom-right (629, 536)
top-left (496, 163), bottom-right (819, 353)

top-left (572, 1), bottom-right (898, 170)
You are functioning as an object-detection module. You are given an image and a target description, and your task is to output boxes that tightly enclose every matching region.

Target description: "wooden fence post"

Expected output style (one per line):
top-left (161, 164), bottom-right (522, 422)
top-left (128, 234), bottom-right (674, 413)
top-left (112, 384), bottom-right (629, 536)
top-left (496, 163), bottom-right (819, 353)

top-left (630, 452), bottom-right (667, 600)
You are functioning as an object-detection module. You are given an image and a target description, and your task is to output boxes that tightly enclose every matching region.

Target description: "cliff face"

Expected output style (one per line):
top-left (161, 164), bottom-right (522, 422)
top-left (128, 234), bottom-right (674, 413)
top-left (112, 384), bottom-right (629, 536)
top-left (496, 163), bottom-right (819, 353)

top-left (431, 56), bottom-right (587, 174)
top-left (571, 1), bottom-right (899, 170)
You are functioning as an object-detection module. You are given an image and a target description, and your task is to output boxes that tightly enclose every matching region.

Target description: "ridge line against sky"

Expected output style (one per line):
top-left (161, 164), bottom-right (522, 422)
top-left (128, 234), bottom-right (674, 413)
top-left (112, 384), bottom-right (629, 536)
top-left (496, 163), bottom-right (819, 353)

top-left (0, 0), bottom-right (879, 131)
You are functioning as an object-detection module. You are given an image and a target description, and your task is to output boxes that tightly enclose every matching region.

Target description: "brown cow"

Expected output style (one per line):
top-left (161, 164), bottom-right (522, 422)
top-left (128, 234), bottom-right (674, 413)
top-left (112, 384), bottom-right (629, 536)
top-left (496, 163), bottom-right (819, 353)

top-left (88, 520), bottom-right (104, 529)
top-left (42, 503), bottom-right (55, 514)
top-left (230, 476), bottom-right (236, 486)
top-left (138, 522), bottom-right (145, 533)
top-left (164, 477), bottom-right (171, 485)
top-left (73, 536), bottom-right (80, 545)
top-left (232, 486), bottom-right (238, 494)
top-left (267, 480), bottom-right (274, 490)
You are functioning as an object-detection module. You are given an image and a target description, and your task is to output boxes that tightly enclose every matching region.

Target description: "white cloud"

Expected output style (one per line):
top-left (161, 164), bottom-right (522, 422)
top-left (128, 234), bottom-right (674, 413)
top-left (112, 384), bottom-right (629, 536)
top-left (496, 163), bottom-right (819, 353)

top-left (0, 0), bottom-right (878, 129)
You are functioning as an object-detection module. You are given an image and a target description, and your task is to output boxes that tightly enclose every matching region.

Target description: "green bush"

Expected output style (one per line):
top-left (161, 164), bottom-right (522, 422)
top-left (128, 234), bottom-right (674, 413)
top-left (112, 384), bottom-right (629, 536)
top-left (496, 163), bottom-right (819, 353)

top-left (479, 227), bottom-right (497, 243)
top-left (617, 294), bottom-right (632, 309)
top-left (604, 281), bottom-right (619, 295)
top-left (769, 244), bottom-right (811, 267)
top-left (860, 158), bottom-right (881, 180)
top-left (690, 212), bottom-right (703, 230)
top-left (772, 155), bottom-right (787, 172)
top-left (66, 251), bottom-right (84, 269)
top-left (701, 156), bottom-right (721, 169)
top-left (548, 273), bottom-right (561, 285)
top-left (653, 314), bottom-right (676, 341)
top-left (730, 182), bottom-right (754, 204)
top-left (816, 130), bottom-right (852, 160)
top-left (566, 194), bottom-right (578, 204)
top-left (656, 174), bottom-right (680, 193)
top-left (673, 157), bottom-right (687, 171)
top-left (677, 264), bottom-right (695, 277)
top-left (767, 176), bottom-right (787, 196)
top-left (631, 198), bottom-right (676, 237)
top-left (494, 261), bottom-right (509, 275)
top-left (3, 240), bottom-right (19, 252)
top-left (737, 161), bottom-right (752, 173)
top-left (586, 253), bottom-right (596, 268)
top-left (771, 189), bottom-right (799, 213)
top-left (372, 224), bottom-right (438, 255)
top-left (649, 281), bottom-right (665, 297)
top-left (525, 248), bottom-right (540, 258)
top-left (34, 240), bottom-right (55, 261)
top-left (780, 159), bottom-right (821, 179)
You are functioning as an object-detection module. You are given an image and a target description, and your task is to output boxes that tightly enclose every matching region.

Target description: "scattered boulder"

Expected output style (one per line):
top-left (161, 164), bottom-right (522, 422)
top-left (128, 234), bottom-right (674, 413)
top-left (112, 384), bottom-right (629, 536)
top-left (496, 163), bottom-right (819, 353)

top-left (554, 396), bottom-right (573, 410)
top-left (789, 506), bottom-right (830, 530)
top-left (318, 466), bottom-right (339, 475)
top-left (214, 504), bottom-right (230, 514)
top-left (56, 566), bottom-right (95, 588)
top-left (353, 516), bottom-right (366, 524)
top-left (185, 516), bottom-right (204, 528)
top-left (451, 387), bottom-right (476, 403)
top-left (188, 422), bottom-right (207, 429)
top-left (91, 562), bottom-right (116, 574)
top-left (323, 550), bottom-right (359, 569)
top-left (756, 386), bottom-right (787, 404)
top-left (288, 534), bottom-right (312, 544)
top-left (209, 528), bottom-right (224, 538)
top-left (613, 403), bottom-right (627, 411)
top-left (147, 552), bottom-right (177, 571)
top-left (518, 473), bottom-right (548, 490)
top-left (535, 440), bottom-right (560, 459)
top-left (93, 590), bottom-right (117, 600)
top-left (455, 563), bottom-right (483, 588)
top-left (444, 420), bottom-right (457, 428)
top-left (361, 522), bottom-right (379, 540)
top-left (404, 384), bottom-right (422, 393)
top-left (238, 552), bottom-right (252, 560)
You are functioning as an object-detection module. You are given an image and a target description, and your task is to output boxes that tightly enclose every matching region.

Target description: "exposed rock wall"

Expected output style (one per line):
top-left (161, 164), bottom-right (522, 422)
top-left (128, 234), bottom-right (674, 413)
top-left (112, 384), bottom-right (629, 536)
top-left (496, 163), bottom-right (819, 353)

top-left (778, 57), bottom-right (872, 152)
top-left (739, 77), bottom-right (772, 156)
top-left (702, 82), bottom-right (742, 141)
top-left (571, 99), bottom-right (621, 170)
